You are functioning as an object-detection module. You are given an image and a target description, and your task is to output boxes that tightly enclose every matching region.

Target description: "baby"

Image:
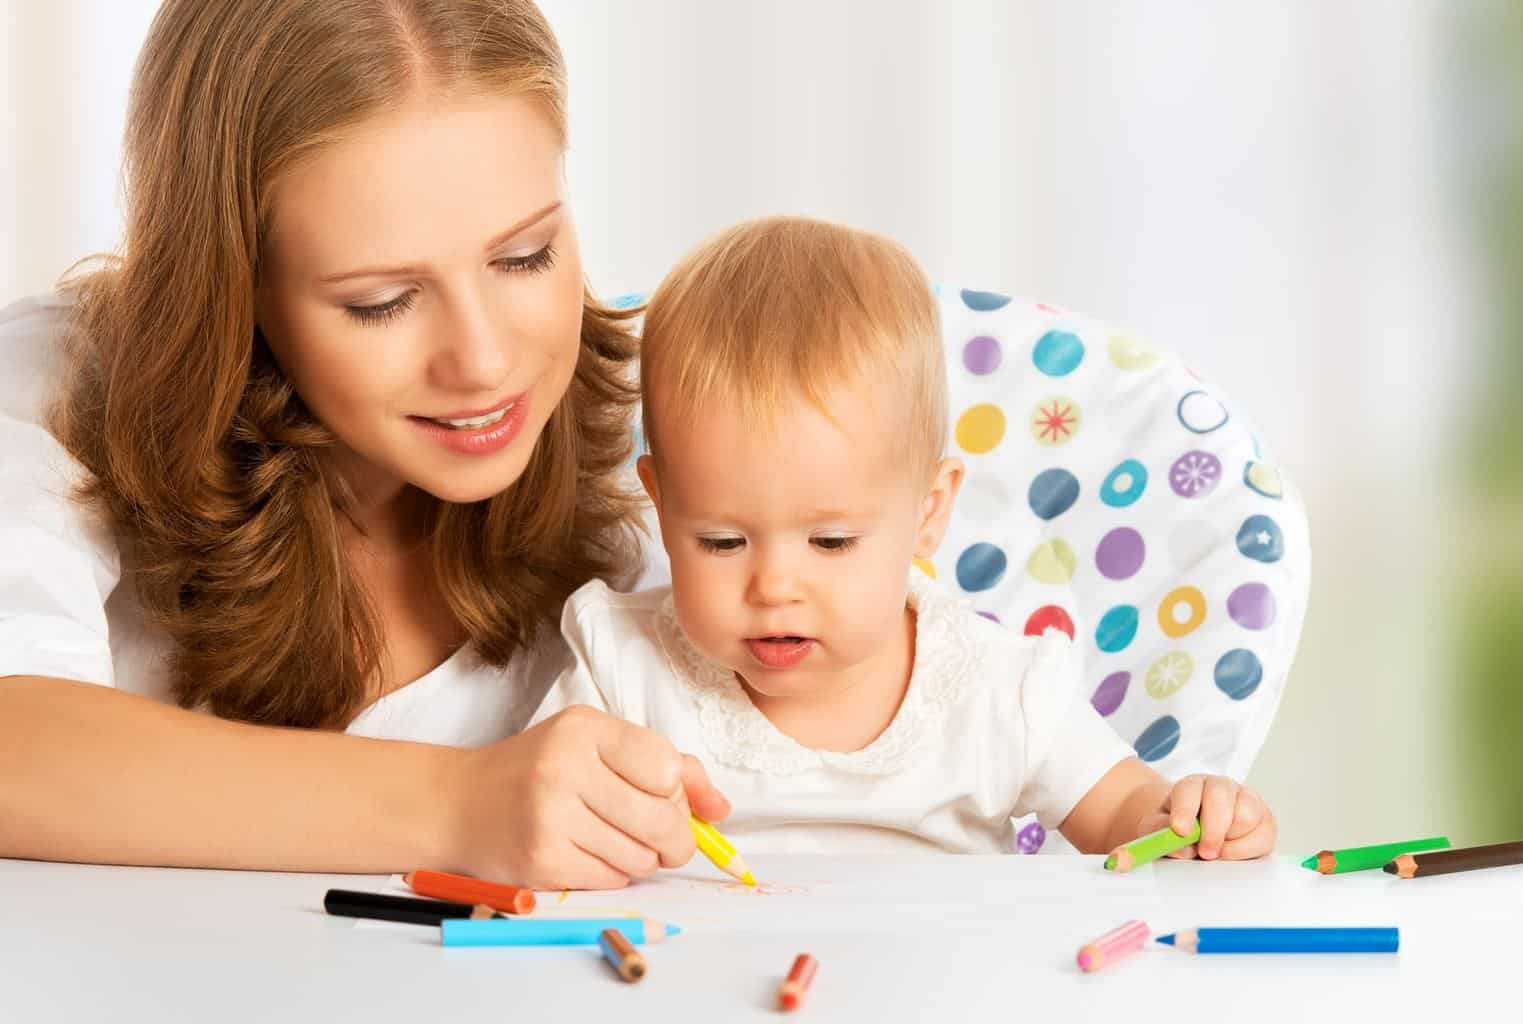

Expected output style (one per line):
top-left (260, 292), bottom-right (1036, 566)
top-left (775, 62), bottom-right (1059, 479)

top-left (531, 216), bottom-right (1276, 860)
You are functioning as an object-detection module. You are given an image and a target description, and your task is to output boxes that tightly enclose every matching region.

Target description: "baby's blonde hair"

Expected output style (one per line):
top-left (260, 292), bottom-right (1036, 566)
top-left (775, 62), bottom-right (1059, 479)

top-left (640, 216), bottom-right (946, 482)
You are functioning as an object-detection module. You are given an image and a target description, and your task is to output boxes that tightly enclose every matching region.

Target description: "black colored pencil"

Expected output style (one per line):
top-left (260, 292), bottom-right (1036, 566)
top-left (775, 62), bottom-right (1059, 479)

top-left (323, 888), bottom-right (498, 926)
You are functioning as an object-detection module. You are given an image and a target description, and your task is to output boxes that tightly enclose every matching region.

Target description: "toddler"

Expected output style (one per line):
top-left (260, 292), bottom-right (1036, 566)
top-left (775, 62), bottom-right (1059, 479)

top-left (531, 216), bottom-right (1276, 861)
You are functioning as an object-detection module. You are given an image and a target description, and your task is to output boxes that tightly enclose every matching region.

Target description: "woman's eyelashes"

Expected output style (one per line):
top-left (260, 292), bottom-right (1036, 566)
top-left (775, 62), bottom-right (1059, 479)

top-left (694, 535), bottom-right (861, 554)
top-left (344, 289), bottom-right (416, 325)
top-left (341, 243), bottom-right (559, 326)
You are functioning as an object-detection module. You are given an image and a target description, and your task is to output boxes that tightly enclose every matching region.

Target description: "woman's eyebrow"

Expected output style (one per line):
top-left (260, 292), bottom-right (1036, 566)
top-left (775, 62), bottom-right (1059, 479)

top-left (316, 201), bottom-right (563, 284)
top-left (481, 200), bottom-right (563, 253)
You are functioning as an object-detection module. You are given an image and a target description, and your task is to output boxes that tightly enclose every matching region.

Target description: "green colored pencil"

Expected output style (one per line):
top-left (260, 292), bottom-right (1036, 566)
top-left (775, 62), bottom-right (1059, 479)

top-left (1300, 836), bottom-right (1451, 875)
top-left (1105, 819), bottom-right (1202, 872)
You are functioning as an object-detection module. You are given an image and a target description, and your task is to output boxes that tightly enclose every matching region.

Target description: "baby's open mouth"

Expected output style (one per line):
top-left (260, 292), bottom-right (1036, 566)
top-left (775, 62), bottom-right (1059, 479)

top-left (744, 636), bottom-right (816, 669)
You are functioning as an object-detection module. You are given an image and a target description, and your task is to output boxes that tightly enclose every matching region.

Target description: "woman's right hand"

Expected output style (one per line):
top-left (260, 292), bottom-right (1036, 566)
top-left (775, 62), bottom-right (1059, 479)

top-left (443, 705), bottom-right (732, 890)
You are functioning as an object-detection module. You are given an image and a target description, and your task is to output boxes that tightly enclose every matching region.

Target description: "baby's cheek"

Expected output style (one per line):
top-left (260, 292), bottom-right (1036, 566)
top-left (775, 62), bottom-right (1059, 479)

top-left (670, 569), bottom-right (734, 655)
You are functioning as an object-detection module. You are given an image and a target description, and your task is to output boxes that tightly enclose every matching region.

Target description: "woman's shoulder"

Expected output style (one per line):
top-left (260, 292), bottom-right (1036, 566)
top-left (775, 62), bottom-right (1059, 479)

top-left (0, 292), bottom-right (75, 428)
top-left (561, 578), bottom-right (671, 631)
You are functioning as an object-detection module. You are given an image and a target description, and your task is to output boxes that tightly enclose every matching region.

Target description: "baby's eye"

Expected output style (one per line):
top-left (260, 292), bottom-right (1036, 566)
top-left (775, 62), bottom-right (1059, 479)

top-left (812, 536), bottom-right (860, 552)
top-left (697, 536), bottom-right (745, 553)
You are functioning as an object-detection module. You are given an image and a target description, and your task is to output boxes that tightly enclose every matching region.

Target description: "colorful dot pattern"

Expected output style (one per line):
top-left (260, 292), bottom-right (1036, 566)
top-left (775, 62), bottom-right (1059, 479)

top-left (615, 286), bottom-right (1309, 858)
top-left (927, 286), bottom-right (1308, 853)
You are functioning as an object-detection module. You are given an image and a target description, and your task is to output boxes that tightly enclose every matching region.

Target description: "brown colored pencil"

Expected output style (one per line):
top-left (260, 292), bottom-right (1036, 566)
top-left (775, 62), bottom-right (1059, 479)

top-left (1384, 840), bottom-right (1523, 879)
top-left (598, 928), bottom-right (647, 983)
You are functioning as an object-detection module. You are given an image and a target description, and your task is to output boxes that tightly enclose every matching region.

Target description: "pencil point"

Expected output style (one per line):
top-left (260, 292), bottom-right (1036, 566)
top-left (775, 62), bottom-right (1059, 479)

top-left (1382, 861), bottom-right (1397, 875)
top-left (741, 871), bottom-right (757, 886)
top-left (1300, 855), bottom-right (1318, 870)
top-left (1156, 933), bottom-right (1176, 946)
top-left (1103, 854), bottom-right (1117, 871)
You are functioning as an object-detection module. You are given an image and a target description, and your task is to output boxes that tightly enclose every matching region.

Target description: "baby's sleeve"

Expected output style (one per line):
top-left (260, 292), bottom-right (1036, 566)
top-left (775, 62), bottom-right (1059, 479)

top-left (525, 581), bottom-right (622, 728)
top-left (1014, 628), bottom-right (1135, 828)
top-left (0, 414), bottom-right (121, 687)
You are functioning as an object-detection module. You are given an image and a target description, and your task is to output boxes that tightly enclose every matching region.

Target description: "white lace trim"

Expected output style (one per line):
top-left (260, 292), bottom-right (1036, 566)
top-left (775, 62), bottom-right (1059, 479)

top-left (654, 574), bottom-right (989, 776)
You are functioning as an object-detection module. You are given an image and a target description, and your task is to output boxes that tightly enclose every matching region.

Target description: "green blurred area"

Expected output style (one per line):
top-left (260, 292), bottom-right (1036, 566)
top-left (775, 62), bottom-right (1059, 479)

top-left (1457, 2), bottom-right (1523, 842)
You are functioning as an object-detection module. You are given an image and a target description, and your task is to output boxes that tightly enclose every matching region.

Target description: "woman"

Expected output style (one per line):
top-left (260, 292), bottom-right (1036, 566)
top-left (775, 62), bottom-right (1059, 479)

top-left (0, 0), bottom-right (728, 890)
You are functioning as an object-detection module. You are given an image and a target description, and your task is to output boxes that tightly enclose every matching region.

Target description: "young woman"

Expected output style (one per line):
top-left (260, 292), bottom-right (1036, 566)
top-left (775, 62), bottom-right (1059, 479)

top-left (0, 0), bottom-right (728, 890)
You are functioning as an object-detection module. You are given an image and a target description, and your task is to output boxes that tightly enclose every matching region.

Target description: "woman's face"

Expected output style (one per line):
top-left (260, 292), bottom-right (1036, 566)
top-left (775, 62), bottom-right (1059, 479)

top-left (257, 92), bottom-right (584, 511)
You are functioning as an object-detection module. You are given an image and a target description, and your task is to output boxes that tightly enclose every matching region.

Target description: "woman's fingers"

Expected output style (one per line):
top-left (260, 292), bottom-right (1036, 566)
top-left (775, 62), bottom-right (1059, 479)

top-left (556, 843), bottom-right (631, 891)
top-left (579, 764), bottom-right (694, 870)
top-left (681, 753), bottom-right (731, 823)
top-left (593, 714), bottom-right (686, 798)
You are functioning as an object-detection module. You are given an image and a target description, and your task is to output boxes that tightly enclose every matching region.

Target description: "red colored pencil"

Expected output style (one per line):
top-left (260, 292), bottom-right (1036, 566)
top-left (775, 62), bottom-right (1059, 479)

top-left (779, 954), bottom-right (818, 1011)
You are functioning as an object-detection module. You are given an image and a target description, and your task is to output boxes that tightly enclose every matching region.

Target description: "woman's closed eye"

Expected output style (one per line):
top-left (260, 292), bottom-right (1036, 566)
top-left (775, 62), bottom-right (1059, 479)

top-left (342, 243), bottom-right (558, 326)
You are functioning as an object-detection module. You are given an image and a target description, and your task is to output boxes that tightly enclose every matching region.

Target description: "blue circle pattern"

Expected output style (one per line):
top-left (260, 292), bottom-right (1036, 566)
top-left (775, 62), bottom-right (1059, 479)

top-left (1235, 514), bottom-right (1284, 563)
top-left (956, 543), bottom-right (1008, 592)
top-left (1100, 459), bottom-right (1149, 508)
top-left (1095, 605), bottom-right (1140, 654)
top-left (960, 288), bottom-right (1012, 312)
top-left (1027, 468), bottom-right (1080, 521)
top-left (1135, 716), bottom-right (1181, 762)
top-left (1214, 649), bottom-right (1264, 700)
top-left (1032, 330), bottom-right (1085, 377)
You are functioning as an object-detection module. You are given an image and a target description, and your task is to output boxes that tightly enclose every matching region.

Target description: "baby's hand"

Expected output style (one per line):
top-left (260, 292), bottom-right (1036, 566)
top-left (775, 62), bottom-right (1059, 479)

top-left (1136, 774), bottom-right (1276, 861)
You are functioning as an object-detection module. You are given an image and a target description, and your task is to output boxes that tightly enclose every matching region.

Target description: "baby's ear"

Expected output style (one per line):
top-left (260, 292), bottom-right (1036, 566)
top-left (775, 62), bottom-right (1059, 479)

top-left (636, 454), bottom-right (662, 508)
top-left (913, 457), bottom-right (964, 559)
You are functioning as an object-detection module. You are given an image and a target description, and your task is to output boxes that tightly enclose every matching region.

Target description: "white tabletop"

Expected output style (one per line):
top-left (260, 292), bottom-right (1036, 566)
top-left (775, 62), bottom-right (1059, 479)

top-left (3, 853), bottom-right (1517, 1022)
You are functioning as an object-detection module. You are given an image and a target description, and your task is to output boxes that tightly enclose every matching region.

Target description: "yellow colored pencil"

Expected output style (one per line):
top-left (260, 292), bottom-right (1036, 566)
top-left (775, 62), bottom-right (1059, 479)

top-left (690, 815), bottom-right (756, 886)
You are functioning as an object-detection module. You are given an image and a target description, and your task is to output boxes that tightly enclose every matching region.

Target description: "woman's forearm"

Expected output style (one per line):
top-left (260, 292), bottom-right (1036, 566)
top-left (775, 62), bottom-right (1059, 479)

top-left (0, 675), bottom-right (460, 873)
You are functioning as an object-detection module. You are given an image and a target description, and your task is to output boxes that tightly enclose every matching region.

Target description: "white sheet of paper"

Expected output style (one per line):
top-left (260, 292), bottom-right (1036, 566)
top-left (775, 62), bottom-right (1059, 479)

top-left (354, 855), bottom-right (1167, 939)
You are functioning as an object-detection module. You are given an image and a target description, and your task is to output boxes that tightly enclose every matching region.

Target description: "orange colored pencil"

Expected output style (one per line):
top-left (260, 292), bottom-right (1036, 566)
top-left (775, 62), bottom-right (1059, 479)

top-left (404, 869), bottom-right (536, 915)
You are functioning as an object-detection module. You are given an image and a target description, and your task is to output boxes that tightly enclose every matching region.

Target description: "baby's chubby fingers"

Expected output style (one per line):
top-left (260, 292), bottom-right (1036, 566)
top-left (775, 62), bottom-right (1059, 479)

top-left (1217, 788), bottom-right (1277, 861)
top-left (1160, 775), bottom-right (1206, 858)
top-left (1196, 776), bottom-right (1241, 860)
top-left (1134, 811), bottom-right (1196, 860)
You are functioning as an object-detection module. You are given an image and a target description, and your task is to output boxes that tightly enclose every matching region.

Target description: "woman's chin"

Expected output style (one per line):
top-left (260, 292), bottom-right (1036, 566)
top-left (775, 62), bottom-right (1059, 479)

top-left (408, 459), bottom-right (527, 506)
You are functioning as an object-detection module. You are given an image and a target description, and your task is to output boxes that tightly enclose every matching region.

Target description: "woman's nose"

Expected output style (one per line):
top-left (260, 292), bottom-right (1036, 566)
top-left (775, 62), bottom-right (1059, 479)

top-left (432, 296), bottom-right (511, 391)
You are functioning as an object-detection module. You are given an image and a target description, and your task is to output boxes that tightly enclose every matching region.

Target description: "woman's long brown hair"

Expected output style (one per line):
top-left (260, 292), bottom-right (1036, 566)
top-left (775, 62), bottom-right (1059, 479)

top-left (50, 0), bottom-right (642, 728)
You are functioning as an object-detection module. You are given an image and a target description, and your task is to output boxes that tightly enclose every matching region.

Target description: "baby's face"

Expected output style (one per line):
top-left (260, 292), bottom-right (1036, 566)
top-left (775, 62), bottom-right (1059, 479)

top-left (641, 383), bottom-right (955, 700)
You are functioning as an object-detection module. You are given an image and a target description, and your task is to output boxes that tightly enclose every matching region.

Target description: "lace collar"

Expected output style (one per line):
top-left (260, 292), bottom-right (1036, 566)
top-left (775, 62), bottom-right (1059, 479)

top-left (653, 573), bottom-right (987, 776)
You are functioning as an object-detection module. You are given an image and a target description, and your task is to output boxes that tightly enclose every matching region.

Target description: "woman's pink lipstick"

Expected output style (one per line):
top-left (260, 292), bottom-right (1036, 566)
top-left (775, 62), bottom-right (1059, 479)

top-left (408, 393), bottom-right (528, 457)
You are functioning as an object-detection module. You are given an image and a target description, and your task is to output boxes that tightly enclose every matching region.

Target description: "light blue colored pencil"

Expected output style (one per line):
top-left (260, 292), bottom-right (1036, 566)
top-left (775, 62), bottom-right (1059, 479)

top-left (1157, 927), bottom-right (1399, 954)
top-left (441, 917), bottom-right (680, 947)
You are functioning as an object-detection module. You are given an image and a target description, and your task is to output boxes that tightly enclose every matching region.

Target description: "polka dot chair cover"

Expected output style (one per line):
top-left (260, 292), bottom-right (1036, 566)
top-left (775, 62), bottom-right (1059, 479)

top-left (616, 286), bottom-right (1310, 855)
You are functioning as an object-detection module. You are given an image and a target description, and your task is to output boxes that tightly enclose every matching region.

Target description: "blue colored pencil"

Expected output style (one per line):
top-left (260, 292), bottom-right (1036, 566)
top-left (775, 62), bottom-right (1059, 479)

top-left (1157, 927), bottom-right (1398, 954)
top-left (441, 917), bottom-right (680, 947)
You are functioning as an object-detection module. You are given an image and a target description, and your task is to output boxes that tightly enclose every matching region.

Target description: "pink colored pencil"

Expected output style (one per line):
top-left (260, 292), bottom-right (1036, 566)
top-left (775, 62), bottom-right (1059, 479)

top-left (1077, 919), bottom-right (1150, 972)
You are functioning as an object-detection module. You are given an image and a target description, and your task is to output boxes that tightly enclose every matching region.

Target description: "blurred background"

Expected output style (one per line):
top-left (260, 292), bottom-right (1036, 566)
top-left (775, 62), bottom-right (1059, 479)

top-left (2, 1), bottom-right (1517, 851)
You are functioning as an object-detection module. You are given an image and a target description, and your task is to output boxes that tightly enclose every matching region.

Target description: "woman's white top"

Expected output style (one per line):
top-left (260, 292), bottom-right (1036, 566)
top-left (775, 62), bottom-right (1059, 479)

top-left (0, 295), bottom-right (566, 745)
top-left (528, 575), bottom-right (1134, 854)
